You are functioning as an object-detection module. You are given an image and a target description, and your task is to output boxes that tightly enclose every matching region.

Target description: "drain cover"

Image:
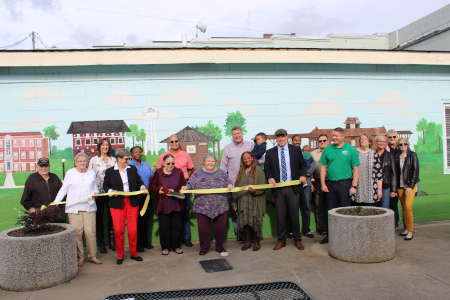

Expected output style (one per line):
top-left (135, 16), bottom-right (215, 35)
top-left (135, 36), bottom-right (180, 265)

top-left (199, 259), bottom-right (233, 273)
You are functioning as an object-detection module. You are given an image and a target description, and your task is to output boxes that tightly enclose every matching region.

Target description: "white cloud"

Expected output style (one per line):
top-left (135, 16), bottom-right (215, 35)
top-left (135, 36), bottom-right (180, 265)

top-left (99, 90), bottom-right (136, 106)
top-left (353, 91), bottom-right (423, 109)
top-left (285, 119), bottom-right (312, 124)
top-left (129, 109), bottom-right (180, 120)
top-left (241, 108), bottom-right (260, 115)
top-left (221, 98), bottom-right (251, 106)
top-left (312, 87), bottom-right (351, 95)
top-left (155, 88), bottom-right (206, 104)
top-left (2, 116), bottom-right (50, 129)
top-left (388, 110), bottom-right (421, 117)
top-left (17, 101), bottom-right (44, 108)
top-left (299, 97), bottom-right (345, 117)
top-left (13, 87), bottom-right (67, 101)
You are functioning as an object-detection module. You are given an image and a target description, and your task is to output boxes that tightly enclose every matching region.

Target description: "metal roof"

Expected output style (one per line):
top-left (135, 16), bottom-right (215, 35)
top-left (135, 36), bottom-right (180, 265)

top-left (160, 126), bottom-right (218, 143)
top-left (67, 120), bottom-right (130, 134)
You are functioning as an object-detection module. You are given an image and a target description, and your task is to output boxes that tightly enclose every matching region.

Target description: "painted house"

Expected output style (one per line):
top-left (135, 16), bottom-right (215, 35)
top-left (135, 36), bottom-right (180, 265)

top-left (0, 132), bottom-right (49, 174)
top-left (160, 126), bottom-right (220, 170)
top-left (66, 121), bottom-right (130, 158)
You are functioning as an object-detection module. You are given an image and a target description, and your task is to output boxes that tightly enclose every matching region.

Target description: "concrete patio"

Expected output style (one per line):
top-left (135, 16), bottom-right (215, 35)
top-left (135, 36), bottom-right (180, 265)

top-left (1, 220), bottom-right (449, 300)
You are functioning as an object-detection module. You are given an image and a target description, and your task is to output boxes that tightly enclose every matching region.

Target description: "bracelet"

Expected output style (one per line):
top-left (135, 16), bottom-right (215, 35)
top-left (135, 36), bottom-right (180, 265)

top-left (351, 186), bottom-right (358, 189)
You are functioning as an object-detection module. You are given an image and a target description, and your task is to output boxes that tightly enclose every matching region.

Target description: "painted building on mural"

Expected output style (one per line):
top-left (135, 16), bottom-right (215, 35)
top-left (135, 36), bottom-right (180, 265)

top-left (66, 121), bottom-right (130, 158)
top-left (0, 132), bottom-right (49, 174)
top-left (1, 4), bottom-right (450, 233)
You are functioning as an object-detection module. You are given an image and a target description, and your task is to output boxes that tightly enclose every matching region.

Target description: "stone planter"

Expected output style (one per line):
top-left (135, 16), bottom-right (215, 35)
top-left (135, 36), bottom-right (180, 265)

top-left (328, 207), bottom-right (395, 263)
top-left (0, 224), bottom-right (78, 291)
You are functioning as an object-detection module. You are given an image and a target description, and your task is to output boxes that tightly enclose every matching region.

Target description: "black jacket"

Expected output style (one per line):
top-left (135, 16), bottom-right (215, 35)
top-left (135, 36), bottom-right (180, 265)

top-left (380, 150), bottom-right (398, 192)
top-left (264, 143), bottom-right (307, 197)
top-left (21, 172), bottom-right (63, 210)
top-left (395, 149), bottom-right (420, 189)
top-left (103, 165), bottom-right (144, 208)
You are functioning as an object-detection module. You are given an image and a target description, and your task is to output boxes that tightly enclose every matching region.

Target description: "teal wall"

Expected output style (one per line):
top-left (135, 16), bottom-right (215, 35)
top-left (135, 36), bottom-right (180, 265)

top-left (1, 62), bottom-right (450, 238)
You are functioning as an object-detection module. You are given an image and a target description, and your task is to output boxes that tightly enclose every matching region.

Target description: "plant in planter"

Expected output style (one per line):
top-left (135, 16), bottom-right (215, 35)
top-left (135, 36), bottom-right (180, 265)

top-left (0, 207), bottom-right (78, 291)
top-left (328, 206), bottom-right (395, 263)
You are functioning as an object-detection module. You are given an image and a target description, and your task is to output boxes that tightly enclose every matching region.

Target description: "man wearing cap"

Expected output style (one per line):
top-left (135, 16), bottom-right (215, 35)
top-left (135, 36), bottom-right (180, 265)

top-left (20, 158), bottom-right (66, 222)
top-left (264, 129), bottom-right (307, 250)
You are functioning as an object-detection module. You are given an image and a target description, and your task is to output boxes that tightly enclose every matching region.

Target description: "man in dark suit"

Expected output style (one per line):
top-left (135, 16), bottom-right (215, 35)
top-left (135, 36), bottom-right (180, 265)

top-left (264, 129), bottom-right (308, 250)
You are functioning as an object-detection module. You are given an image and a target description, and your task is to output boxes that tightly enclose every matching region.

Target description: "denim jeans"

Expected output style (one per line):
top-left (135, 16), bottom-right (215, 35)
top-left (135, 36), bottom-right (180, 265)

top-left (300, 185), bottom-right (312, 233)
top-left (325, 179), bottom-right (352, 231)
top-left (389, 195), bottom-right (400, 227)
top-left (380, 188), bottom-right (390, 209)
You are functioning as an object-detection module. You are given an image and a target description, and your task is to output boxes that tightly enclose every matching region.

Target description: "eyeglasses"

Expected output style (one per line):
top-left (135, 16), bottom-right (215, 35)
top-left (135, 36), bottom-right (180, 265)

top-left (77, 160), bottom-right (87, 164)
top-left (388, 136), bottom-right (397, 139)
top-left (170, 140), bottom-right (179, 143)
top-left (398, 143), bottom-right (408, 147)
top-left (120, 157), bottom-right (130, 161)
top-left (165, 162), bottom-right (175, 166)
top-left (318, 140), bottom-right (327, 143)
top-left (377, 141), bottom-right (386, 143)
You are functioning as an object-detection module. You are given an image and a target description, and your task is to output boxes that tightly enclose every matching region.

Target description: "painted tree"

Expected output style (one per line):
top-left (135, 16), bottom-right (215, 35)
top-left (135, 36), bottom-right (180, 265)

top-left (126, 124), bottom-right (139, 147)
top-left (435, 124), bottom-right (443, 153)
top-left (43, 125), bottom-right (60, 155)
top-left (224, 110), bottom-right (247, 137)
top-left (416, 118), bottom-right (427, 144)
top-left (137, 129), bottom-right (146, 146)
top-left (194, 120), bottom-right (223, 156)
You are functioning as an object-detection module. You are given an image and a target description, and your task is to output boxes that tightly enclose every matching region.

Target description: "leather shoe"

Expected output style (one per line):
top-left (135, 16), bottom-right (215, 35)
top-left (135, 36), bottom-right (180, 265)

top-left (116, 258), bottom-right (123, 265)
top-left (273, 243), bottom-right (286, 250)
top-left (295, 241), bottom-right (305, 250)
top-left (405, 235), bottom-right (413, 241)
top-left (130, 256), bottom-right (143, 262)
top-left (184, 239), bottom-right (193, 247)
top-left (241, 243), bottom-right (251, 251)
top-left (319, 236), bottom-right (329, 244)
top-left (99, 242), bottom-right (107, 254)
top-left (77, 259), bottom-right (84, 266)
top-left (144, 242), bottom-right (154, 249)
top-left (137, 246), bottom-right (145, 252)
top-left (89, 258), bottom-right (102, 264)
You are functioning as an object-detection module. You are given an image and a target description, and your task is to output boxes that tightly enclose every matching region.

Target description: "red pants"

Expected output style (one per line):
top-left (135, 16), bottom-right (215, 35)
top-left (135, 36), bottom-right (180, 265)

top-left (110, 197), bottom-right (139, 259)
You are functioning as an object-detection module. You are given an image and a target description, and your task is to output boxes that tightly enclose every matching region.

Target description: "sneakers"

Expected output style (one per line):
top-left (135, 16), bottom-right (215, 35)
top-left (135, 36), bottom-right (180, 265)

top-left (216, 248), bottom-right (229, 257)
top-left (304, 232), bottom-right (314, 238)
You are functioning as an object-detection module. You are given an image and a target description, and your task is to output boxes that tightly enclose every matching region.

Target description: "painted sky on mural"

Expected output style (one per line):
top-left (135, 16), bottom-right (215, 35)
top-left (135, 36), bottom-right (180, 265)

top-left (1, 0), bottom-right (449, 49)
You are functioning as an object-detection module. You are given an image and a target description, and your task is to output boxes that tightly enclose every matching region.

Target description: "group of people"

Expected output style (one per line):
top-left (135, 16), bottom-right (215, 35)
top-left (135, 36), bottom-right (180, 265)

top-left (20, 126), bottom-right (419, 266)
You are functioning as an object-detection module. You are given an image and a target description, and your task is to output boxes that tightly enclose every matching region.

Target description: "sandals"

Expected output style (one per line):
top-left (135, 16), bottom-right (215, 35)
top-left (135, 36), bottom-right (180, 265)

top-left (241, 243), bottom-right (251, 251)
top-left (162, 249), bottom-right (169, 255)
top-left (174, 248), bottom-right (183, 254)
top-left (199, 250), bottom-right (208, 256)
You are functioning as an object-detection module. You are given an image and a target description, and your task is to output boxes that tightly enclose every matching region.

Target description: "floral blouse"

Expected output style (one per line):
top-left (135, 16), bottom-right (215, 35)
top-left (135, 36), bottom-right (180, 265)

top-left (188, 168), bottom-right (232, 219)
top-left (88, 155), bottom-right (117, 193)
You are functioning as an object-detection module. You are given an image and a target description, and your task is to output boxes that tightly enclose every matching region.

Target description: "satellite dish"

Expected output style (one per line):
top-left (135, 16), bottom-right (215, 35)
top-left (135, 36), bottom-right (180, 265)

top-left (196, 19), bottom-right (207, 38)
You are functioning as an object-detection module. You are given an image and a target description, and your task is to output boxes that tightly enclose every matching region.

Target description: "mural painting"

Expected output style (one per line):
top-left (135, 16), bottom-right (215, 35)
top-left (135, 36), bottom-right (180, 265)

top-left (1, 64), bottom-right (449, 235)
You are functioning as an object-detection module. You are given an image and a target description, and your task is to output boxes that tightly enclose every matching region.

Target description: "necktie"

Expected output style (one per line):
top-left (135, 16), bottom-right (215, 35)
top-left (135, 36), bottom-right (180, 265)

top-left (281, 147), bottom-right (287, 182)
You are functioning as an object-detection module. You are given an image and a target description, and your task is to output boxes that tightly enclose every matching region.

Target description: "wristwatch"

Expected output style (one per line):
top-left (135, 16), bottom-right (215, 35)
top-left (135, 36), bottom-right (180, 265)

top-left (351, 186), bottom-right (358, 189)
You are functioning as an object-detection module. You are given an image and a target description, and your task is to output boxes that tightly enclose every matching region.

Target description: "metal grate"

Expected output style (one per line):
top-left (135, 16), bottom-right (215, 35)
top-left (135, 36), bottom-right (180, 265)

top-left (199, 259), bottom-right (233, 273)
top-left (104, 281), bottom-right (314, 300)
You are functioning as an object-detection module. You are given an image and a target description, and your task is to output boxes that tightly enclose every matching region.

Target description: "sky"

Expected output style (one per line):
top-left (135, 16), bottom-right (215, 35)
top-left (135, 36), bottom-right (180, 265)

top-left (1, 0), bottom-right (450, 49)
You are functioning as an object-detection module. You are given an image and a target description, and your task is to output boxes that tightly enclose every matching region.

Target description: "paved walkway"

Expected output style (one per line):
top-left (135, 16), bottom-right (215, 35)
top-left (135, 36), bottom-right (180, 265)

top-left (1, 220), bottom-right (449, 300)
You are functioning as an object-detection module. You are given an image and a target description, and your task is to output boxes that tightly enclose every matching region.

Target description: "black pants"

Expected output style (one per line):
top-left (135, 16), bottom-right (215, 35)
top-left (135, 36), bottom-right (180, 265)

top-left (137, 197), bottom-right (151, 247)
top-left (312, 180), bottom-right (327, 232)
top-left (351, 201), bottom-right (377, 207)
top-left (158, 211), bottom-right (182, 250)
top-left (325, 179), bottom-right (352, 232)
top-left (275, 186), bottom-right (301, 243)
top-left (95, 196), bottom-right (113, 243)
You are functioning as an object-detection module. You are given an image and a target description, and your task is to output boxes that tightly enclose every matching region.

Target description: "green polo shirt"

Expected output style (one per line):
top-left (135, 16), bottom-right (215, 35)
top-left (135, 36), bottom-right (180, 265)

top-left (318, 141), bottom-right (360, 181)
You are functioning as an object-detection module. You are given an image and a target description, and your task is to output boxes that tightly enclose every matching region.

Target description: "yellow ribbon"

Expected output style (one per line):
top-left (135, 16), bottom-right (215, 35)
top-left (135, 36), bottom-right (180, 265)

top-left (41, 190), bottom-right (150, 217)
top-left (180, 180), bottom-right (301, 194)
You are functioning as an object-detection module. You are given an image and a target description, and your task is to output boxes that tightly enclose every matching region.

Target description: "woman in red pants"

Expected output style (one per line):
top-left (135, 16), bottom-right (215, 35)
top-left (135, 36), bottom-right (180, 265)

top-left (103, 148), bottom-right (146, 265)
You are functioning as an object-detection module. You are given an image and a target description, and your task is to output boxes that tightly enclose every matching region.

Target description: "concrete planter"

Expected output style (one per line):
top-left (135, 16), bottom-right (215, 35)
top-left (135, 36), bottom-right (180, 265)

top-left (328, 207), bottom-right (395, 263)
top-left (0, 224), bottom-right (78, 291)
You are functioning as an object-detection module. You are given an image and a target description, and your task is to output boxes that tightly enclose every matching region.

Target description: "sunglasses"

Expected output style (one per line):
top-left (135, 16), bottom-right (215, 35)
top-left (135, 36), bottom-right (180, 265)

top-left (398, 143), bottom-right (408, 147)
top-left (389, 136), bottom-right (397, 139)
top-left (121, 157), bottom-right (130, 161)
top-left (165, 162), bottom-right (175, 166)
top-left (318, 140), bottom-right (327, 143)
top-left (170, 140), bottom-right (179, 143)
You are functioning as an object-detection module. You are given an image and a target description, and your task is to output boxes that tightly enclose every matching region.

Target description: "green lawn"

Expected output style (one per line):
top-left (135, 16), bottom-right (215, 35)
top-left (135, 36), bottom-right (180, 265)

top-left (1, 153), bottom-right (449, 239)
